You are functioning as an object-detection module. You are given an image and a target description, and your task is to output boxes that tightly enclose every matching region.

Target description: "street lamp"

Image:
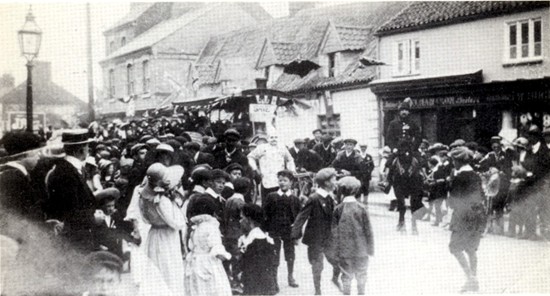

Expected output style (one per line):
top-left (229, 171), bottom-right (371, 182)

top-left (18, 6), bottom-right (42, 133)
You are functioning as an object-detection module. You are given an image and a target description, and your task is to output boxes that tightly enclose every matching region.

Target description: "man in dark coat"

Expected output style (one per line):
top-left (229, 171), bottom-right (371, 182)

top-left (308, 129), bottom-right (323, 150)
top-left (385, 97), bottom-right (421, 151)
top-left (331, 138), bottom-right (364, 179)
top-left (212, 129), bottom-right (250, 171)
top-left (184, 142), bottom-right (215, 168)
top-left (46, 130), bottom-right (98, 252)
top-left (358, 143), bottom-right (375, 205)
top-left (291, 168), bottom-right (341, 295)
top-left (313, 134), bottom-right (336, 167)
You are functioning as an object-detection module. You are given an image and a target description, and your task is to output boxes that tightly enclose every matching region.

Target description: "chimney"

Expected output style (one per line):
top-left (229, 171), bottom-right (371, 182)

top-left (289, 2), bottom-right (317, 17)
top-left (33, 61), bottom-right (52, 84)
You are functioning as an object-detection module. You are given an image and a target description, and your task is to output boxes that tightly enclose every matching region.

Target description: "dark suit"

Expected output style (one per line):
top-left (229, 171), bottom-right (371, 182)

top-left (193, 151), bottom-right (215, 167)
top-left (291, 190), bottom-right (339, 292)
top-left (46, 158), bottom-right (97, 251)
top-left (385, 116), bottom-right (421, 150)
top-left (212, 145), bottom-right (250, 172)
top-left (241, 237), bottom-right (279, 295)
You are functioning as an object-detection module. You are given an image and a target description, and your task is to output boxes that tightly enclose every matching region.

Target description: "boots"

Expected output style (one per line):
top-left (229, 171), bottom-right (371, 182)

top-left (287, 260), bottom-right (299, 288)
top-left (314, 274), bottom-right (322, 295)
top-left (332, 269), bottom-right (342, 291)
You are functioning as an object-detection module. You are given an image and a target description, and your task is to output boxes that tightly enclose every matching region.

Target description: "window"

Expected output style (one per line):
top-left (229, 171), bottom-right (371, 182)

top-left (264, 66), bottom-right (270, 82)
top-left (328, 53), bottom-right (336, 77)
top-left (121, 37), bottom-right (126, 47)
top-left (142, 60), bottom-right (150, 93)
top-left (109, 41), bottom-right (115, 54)
top-left (108, 69), bottom-right (115, 97)
top-left (506, 18), bottom-right (542, 63)
top-left (318, 114), bottom-right (341, 137)
top-left (394, 40), bottom-right (420, 76)
top-left (127, 64), bottom-right (134, 96)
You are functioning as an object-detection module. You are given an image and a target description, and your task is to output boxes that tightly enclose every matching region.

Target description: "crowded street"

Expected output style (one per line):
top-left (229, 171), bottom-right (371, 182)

top-left (2, 2), bottom-right (550, 295)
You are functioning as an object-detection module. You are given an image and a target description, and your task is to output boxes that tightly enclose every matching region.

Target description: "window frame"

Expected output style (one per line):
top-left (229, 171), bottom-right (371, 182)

top-left (108, 69), bottom-right (115, 98)
top-left (504, 17), bottom-right (543, 65)
top-left (318, 114), bottom-right (341, 137)
top-left (328, 52), bottom-right (336, 77)
top-left (126, 63), bottom-right (134, 96)
top-left (393, 39), bottom-right (420, 77)
top-left (142, 60), bottom-right (150, 93)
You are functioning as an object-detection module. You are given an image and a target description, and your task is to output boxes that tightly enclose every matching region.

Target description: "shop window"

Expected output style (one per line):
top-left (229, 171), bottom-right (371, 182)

top-left (127, 64), bottom-right (134, 96)
top-left (394, 39), bottom-right (420, 76)
top-left (505, 18), bottom-right (542, 63)
top-left (142, 60), bottom-right (150, 93)
top-left (108, 69), bottom-right (115, 97)
top-left (318, 114), bottom-right (341, 137)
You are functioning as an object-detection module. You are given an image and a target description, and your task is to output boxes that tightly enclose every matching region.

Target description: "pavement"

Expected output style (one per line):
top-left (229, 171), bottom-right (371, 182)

top-left (275, 192), bottom-right (550, 295)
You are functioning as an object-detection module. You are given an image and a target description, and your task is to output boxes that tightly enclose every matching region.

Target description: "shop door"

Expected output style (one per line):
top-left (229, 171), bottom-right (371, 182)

top-left (474, 106), bottom-right (501, 149)
top-left (437, 107), bottom-right (475, 145)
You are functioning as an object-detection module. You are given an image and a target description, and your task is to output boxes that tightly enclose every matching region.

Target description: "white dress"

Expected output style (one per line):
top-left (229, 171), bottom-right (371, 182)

top-left (184, 215), bottom-right (232, 296)
top-left (139, 186), bottom-right (186, 296)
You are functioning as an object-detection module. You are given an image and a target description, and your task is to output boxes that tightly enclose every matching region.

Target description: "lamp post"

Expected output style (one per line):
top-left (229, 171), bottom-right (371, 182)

top-left (18, 6), bottom-right (42, 133)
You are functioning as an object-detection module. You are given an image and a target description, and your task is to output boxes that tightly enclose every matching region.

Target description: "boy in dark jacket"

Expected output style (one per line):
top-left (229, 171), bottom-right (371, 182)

top-left (330, 177), bottom-right (374, 295)
top-left (263, 170), bottom-right (302, 288)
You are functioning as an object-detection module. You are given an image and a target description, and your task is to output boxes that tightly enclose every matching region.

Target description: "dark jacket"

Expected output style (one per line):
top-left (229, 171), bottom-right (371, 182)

top-left (385, 116), bottom-right (421, 150)
top-left (241, 238), bottom-right (278, 295)
top-left (212, 145), bottom-right (250, 171)
top-left (193, 151), bottom-right (215, 167)
top-left (313, 143), bottom-right (336, 167)
top-left (223, 196), bottom-right (246, 239)
top-left (0, 163), bottom-right (41, 220)
top-left (296, 149), bottom-right (325, 173)
top-left (46, 159), bottom-right (97, 251)
top-left (263, 191), bottom-right (301, 239)
top-left (331, 150), bottom-right (364, 178)
top-left (330, 198), bottom-right (374, 259)
top-left (291, 191), bottom-right (335, 247)
top-left (448, 168), bottom-right (486, 232)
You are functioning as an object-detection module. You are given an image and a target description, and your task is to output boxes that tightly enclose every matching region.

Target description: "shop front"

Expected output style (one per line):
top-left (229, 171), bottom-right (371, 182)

top-left (370, 71), bottom-right (550, 149)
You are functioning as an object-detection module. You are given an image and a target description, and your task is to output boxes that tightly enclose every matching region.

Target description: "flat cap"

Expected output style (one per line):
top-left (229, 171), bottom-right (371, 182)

top-left (131, 143), bottom-right (149, 156)
top-left (449, 139), bottom-right (466, 149)
top-left (146, 138), bottom-right (161, 145)
top-left (225, 163), bottom-right (244, 173)
top-left (211, 169), bottom-right (231, 181)
top-left (86, 251), bottom-right (123, 273)
top-left (294, 138), bottom-right (306, 145)
top-left (337, 176), bottom-right (361, 191)
top-left (321, 134), bottom-right (333, 143)
top-left (156, 143), bottom-right (174, 153)
top-left (448, 146), bottom-right (474, 162)
top-left (314, 167), bottom-right (337, 184)
top-left (312, 129), bottom-right (322, 134)
top-left (224, 128), bottom-right (241, 141)
top-left (140, 135), bottom-right (154, 143)
top-left (343, 138), bottom-right (357, 145)
top-left (184, 141), bottom-right (201, 151)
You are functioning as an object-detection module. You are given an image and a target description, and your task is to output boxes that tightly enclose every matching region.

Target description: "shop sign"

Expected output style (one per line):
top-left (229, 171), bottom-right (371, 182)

top-left (249, 104), bottom-right (277, 122)
top-left (383, 96), bottom-right (480, 110)
top-left (8, 112), bottom-right (46, 132)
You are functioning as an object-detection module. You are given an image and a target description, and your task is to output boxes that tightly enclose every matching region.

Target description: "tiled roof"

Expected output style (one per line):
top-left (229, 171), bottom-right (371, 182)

top-left (377, 1), bottom-right (550, 35)
top-left (271, 42), bottom-right (305, 65)
top-left (1, 81), bottom-right (85, 107)
top-left (335, 26), bottom-right (372, 51)
top-left (102, 4), bottom-right (217, 62)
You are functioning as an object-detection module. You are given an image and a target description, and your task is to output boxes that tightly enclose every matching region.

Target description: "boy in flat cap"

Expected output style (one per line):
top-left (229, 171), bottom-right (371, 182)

top-left (83, 251), bottom-right (125, 296)
top-left (291, 168), bottom-right (341, 295)
top-left (329, 177), bottom-right (374, 295)
top-left (331, 138), bottom-right (363, 179)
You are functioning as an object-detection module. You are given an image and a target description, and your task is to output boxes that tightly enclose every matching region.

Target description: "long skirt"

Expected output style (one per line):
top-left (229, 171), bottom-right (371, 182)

top-left (146, 226), bottom-right (185, 296)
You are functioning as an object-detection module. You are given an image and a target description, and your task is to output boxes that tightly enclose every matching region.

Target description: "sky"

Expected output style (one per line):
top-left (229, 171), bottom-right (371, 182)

top-left (0, 1), bottom-right (301, 103)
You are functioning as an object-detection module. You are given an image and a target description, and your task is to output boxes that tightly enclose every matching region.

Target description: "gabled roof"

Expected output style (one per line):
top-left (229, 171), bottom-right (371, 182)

top-left (377, 1), bottom-right (550, 36)
top-left (1, 80), bottom-right (85, 107)
top-left (101, 4), bottom-right (218, 62)
top-left (335, 25), bottom-right (372, 51)
top-left (271, 42), bottom-right (306, 65)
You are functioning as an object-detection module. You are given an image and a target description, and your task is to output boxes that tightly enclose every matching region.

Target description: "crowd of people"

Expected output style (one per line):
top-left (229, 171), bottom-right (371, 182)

top-left (1, 97), bottom-right (549, 295)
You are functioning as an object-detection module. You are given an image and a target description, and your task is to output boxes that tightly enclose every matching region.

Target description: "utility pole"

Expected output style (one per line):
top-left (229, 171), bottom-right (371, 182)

top-left (86, 2), bottom-right (95, 122)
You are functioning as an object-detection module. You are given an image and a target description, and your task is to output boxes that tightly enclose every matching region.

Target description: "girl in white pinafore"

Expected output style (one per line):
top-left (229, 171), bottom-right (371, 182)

top-left (139, 163), bottom-right (186, 296)
top-left (184, 214), bottom-right (232, 296)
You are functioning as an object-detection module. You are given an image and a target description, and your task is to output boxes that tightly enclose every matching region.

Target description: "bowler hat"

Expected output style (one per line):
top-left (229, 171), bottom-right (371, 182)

top-left (490, 136), bottom-right (502, 145)
top-left (62, 129), bottom-right (92, 146)
top-left (94, 188), bottom-right (121, 203)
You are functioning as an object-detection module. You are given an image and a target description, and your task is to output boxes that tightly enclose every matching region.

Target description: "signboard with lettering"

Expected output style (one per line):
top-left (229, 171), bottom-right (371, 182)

top-left (249, 104), bottom-right (277, 122)
top-left (8, 112), bottom-right (46, 132)
top-left (383, 96), bottom-right (481, 110)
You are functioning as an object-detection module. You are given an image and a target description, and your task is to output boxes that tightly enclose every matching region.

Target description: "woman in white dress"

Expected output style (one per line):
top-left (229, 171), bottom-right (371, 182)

top-left (139, 163), bottom-right (186, 295)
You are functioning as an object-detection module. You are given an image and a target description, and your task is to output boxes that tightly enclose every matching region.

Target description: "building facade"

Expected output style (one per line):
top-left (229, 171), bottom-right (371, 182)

top-left (371, 1), bottom-right (550, 147)
top-left (98, 2), bottom-right (271, 117)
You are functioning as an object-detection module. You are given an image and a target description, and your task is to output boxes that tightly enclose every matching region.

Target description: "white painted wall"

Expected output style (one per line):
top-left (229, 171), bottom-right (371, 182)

top-left (378, 8), bottom-right (550, 81)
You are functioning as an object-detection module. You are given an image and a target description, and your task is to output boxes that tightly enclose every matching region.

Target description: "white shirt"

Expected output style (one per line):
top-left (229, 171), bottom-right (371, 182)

top-left (65, 155), bottom-right (84, 174)
top-left (276, 189), bottom-right (292, 197)
top-left (248, 143), bottom-right (295, 188)
top-left (238, 227), bottom-right (274, 253)
top-left (206, 187), bottom-right (224, 202)
top-left (316, 188), bottom-right (330, 198)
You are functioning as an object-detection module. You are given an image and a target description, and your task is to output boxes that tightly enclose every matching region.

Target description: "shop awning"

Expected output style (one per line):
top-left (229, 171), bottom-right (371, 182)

top-left (370, 70), bottom-right (483, 98)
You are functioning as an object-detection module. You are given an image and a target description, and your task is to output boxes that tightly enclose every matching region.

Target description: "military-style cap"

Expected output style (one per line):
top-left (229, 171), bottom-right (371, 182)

top-left (490, 136), bottom-right (502, 145)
